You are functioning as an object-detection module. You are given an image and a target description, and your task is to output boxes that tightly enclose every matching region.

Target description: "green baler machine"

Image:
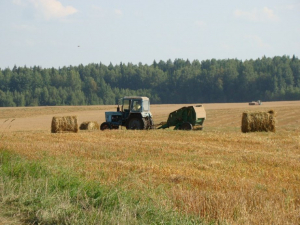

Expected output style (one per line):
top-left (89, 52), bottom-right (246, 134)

top-left (157, 105), bottom-right (206, 130)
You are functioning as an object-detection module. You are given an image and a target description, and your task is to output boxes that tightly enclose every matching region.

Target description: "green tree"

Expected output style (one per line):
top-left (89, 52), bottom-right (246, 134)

top-left (13, 91), bottom-right (25, 106)
top-left (67, 70), bottom-right (81, 91)
top-left (0, 91), bottom-right (15, 107)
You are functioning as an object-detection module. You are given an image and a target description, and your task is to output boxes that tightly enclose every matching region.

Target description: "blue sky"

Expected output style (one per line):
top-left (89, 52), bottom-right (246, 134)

top-left (0, 0), bottom-right (299, 69)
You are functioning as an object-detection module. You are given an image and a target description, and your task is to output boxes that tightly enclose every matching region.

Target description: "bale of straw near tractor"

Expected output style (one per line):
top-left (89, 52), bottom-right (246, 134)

top-left (51, 116), bottom-right (79, 133)
top-left (79, 121), bottom-right (99, 130)
top-left (241, 110), bottom-right (276, 133)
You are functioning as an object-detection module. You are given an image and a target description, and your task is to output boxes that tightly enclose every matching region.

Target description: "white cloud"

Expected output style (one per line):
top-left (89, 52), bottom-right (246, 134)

top-left (12, 0), bottom-right (27, 6)
top-left (29, 0), bottom-right (78, 20)
top-left (234, 9), bottom-right (256, 21)
top-left (195, 20), bottom-right (206, 28)
top-left (234, 7), bottom-right (278, 22)
top-left (262, 7), bottom-right (277, 21)
top-left (245, 35), bottom-right (270, 48)
top-left (114, 9), bottom-right (123, 16)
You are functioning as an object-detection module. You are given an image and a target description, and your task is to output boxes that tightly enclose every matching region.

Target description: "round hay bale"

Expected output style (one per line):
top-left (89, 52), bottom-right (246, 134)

top-left (79, 121), bottom-right (99, 130)
top-left (51, 116), bottom-right (79, 133)
top-left (79, 122), bottom-right (89, 130)
top-left (241, 110), bottom-right (276, 133)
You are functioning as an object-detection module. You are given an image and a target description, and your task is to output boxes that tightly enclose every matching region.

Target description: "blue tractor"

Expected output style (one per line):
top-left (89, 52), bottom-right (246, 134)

top-left (100, 96), bottom-right (154, 130)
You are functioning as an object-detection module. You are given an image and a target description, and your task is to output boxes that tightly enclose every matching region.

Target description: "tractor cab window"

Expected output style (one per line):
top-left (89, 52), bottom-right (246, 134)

top-left (142, 100), bottom-right (150, 112)
top-left (131, 100), bottom-right (142, 112)
top-left (123, 99), bottom-right (130, 111)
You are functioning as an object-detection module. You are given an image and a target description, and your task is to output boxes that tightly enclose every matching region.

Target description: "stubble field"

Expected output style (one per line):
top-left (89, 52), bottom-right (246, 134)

top-left (0, 101), bottom-right (300, 224)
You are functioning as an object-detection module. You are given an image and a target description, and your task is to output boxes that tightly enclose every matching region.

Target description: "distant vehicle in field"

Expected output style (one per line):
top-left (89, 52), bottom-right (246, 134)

top-left (249, 100), bottom-right (262, 105)
top-left (100, 96), bottom-right (154, 130)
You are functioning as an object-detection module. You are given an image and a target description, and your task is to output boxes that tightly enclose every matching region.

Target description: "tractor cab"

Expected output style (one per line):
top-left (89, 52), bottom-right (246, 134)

top-left (121, 96), bottom-right (151, 119)
top-left (100, 96), bottom-right (154, 130)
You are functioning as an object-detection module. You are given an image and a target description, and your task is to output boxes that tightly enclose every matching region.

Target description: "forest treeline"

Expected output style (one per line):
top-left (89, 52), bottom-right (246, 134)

top-left (0, 55), bottom-right (299, 107)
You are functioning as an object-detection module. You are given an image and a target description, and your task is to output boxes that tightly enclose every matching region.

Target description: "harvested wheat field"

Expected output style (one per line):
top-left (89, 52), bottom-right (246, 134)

top-left (0, 101), bottom-right (300, 224)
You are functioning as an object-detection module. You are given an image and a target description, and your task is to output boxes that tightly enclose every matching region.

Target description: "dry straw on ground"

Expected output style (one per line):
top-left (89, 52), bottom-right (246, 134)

top-left (79, 121), bottom-right (99, 130)
top-left (1, 103), bottom-right (300, 224)
top-left (241, 110), bottom-right (276, 133)
top-left (51, 116), bottom-right (79, 133)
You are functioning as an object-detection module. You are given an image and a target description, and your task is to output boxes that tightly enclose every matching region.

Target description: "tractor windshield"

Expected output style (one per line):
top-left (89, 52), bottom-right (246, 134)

top-left (131, 100), bottom-right (142, 112)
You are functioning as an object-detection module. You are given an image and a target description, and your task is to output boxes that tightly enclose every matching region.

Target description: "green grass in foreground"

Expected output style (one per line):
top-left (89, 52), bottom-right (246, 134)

top-left (0, 150), bottom-right (207, 225)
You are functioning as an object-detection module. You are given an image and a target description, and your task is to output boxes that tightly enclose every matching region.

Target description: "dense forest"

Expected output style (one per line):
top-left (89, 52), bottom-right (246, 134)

top-left (0, 55), bottom-right (299, 107)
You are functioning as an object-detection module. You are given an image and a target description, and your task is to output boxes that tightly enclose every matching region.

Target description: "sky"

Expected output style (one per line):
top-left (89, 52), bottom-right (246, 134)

top-left (0, 0), bottom-right (300, 69)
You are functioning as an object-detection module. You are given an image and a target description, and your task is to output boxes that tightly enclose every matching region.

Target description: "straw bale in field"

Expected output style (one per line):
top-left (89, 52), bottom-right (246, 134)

top-left (79, 121), bottom-right (99, 130)
top-left (51, 116), bottom-right (79, 133)
top-left (241, 110), bottom-right (276, 133)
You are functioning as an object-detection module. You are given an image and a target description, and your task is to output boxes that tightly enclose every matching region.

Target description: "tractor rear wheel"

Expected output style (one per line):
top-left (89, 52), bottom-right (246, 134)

top-left (149, 118), bottom-right (154, 129)
top-left (127, 117), bottom-right (146, 130)
top-left (180, 122), bottom-right (193, 130)
top-left (111, 125), bottom-right (119, 129)
top-left (146, 117), bottom-right (155, 129)
top-left (100, 122), bottom-right (110, 131)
